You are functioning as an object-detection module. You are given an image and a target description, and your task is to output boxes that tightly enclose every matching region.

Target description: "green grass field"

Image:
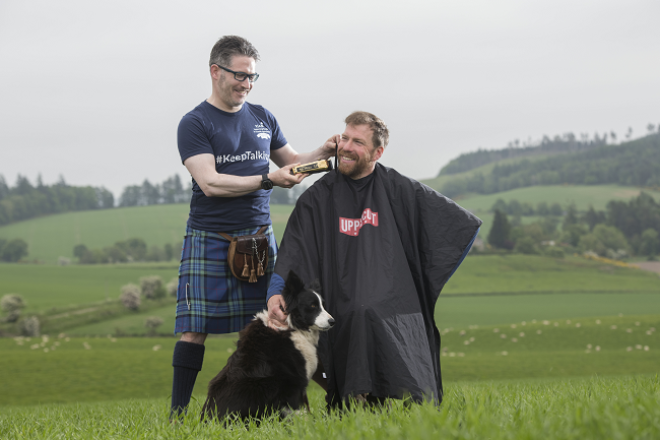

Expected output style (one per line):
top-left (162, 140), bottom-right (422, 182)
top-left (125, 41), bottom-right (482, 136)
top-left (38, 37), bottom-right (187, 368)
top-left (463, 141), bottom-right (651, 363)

top-left (0, 204), bottom-right (295, 264)
top-left (1, 375), bottom-right (658, 440)
top-left (454, 184), bottom-right (660, 215)
top-left (0, 263), bottom-right (180, 314)
top-left (1, 313), bottom-right (657, 407)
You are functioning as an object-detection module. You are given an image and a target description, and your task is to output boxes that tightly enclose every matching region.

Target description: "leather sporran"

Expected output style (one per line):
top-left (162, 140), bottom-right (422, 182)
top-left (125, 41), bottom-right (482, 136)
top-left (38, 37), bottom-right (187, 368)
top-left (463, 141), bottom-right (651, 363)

top-left (219, 226), bottom-right (269, 283)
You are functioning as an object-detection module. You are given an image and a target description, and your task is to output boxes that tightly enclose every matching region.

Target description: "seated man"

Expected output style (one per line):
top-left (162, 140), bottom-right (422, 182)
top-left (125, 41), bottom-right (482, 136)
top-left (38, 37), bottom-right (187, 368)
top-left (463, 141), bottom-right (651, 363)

top-left (266, 111), bottom-right (482, 408)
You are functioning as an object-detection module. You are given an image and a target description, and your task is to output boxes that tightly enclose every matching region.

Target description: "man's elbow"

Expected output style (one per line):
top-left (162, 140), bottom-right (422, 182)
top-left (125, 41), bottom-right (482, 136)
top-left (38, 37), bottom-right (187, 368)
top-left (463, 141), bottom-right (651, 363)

top-left (199, 181), bottom-right (224, 197)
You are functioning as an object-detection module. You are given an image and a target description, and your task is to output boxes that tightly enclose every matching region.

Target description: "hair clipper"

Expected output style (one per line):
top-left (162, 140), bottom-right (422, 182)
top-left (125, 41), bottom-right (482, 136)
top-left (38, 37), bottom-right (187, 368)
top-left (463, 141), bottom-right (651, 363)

top-left (290, 159), bottom-right (334, 175)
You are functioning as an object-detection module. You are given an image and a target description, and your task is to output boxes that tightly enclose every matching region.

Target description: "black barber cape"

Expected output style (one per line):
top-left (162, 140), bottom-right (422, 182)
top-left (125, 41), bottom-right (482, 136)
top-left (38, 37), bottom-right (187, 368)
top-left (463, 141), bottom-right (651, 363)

top-left (274, 163), bottom-right (482, 406)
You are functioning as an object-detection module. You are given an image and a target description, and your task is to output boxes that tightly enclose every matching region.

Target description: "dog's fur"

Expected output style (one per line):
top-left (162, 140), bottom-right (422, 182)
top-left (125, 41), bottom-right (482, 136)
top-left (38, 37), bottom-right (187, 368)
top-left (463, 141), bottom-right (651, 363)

top-left (201, 271), bottom-right (334, 422)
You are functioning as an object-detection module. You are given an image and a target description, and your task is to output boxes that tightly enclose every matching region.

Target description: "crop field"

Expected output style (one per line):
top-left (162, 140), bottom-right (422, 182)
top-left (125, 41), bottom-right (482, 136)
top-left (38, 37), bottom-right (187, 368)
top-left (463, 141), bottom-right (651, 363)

top-left (0, 204), bottom-right (295, 264)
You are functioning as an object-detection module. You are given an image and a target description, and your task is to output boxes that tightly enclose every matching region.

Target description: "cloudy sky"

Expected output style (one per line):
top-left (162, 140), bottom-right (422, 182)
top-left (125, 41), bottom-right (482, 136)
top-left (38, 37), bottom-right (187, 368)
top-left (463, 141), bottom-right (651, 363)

top-left (1, 0), bottom-right (658, 198)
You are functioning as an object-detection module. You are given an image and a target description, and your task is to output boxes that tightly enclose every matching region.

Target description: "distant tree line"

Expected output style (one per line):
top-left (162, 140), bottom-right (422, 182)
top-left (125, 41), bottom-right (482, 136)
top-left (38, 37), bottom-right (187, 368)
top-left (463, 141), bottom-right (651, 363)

top-left (118, 175), bottom-right (191, 207)
top-left (440, 131), bottom-right (609, 176)
top-left (118, 175), bottom-right (301, 207)
top-left (486, 192), bottom-right (660, 259)
top-left (73, 238), bottom-right (182, 264)
top-left (440, 132), bottom-right (660, 198)
top-left (0, 175), bottom-right (114, 226)
top-left (490, 199), bottom-right (565, 217)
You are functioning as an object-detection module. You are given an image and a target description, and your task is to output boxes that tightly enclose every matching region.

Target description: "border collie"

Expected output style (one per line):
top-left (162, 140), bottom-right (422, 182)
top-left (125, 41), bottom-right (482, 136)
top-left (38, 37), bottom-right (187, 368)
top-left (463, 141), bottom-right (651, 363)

top-left (201, 271), bottom-right (334, 422)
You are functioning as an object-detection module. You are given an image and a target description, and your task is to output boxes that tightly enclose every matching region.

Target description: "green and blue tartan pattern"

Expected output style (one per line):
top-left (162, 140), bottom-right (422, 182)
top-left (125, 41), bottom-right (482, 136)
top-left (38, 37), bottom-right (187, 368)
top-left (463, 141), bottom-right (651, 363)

top-left (174, 225), bottom-right (277, 334)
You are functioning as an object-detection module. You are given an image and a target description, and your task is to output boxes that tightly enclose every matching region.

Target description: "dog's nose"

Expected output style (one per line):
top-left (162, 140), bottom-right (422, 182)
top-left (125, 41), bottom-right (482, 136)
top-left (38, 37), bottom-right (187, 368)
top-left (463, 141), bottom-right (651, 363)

top-left (328, 317), bottom-right (335, 327)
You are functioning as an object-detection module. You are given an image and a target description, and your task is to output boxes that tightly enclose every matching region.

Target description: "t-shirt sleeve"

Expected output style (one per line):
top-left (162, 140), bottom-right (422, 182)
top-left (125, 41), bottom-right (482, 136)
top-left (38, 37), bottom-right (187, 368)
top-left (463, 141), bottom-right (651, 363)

top-left (264, 108), bottom-right (288, 151)
top-left (177, 113), bottom-right (213, 164)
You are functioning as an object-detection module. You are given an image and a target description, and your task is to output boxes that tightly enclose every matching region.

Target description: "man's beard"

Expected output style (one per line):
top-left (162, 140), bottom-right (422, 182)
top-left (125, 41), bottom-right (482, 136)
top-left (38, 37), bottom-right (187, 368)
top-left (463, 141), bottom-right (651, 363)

top-left (338, 152), bottom-right (372, 179)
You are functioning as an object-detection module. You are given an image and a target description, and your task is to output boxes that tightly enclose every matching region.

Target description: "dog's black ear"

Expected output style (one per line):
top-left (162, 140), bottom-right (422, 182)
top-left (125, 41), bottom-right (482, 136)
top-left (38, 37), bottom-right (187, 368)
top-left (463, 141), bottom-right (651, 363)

top-left (284, 270), bottom-right (305, 295)
top-left (308, 279), bottom-right (322, 294)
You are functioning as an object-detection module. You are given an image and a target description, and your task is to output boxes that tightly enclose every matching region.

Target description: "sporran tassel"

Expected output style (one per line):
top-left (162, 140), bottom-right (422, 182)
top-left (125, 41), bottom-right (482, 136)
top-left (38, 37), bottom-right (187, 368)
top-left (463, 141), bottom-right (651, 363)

top-left (249, 255), bottom-right (257, 283)
top-left (241, 254), bottom-right (249, 278)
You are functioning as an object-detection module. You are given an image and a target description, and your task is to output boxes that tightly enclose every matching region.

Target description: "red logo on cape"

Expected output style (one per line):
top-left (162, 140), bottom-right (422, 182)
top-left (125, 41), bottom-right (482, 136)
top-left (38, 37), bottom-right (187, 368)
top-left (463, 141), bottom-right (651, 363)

top-left (339, 208), bottom-right (379, 236)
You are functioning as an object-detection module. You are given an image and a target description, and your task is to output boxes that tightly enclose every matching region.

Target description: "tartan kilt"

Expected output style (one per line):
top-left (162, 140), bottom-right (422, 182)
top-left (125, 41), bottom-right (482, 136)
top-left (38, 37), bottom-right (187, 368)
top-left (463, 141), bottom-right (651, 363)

top-left (174, 225), bottom-right (277, 334)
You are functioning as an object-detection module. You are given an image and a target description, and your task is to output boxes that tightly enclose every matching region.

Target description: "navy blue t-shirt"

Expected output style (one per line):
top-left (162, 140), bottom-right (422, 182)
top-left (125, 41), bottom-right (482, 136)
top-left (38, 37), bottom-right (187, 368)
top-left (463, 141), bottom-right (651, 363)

top-left (178, 101), bottom-right (287, 231)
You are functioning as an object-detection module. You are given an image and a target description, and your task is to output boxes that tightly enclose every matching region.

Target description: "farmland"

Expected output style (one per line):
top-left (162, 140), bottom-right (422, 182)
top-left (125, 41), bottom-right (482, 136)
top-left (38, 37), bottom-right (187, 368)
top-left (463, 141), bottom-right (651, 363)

top-left (2, 183), bottom-right (660, 263)
top-left (0, 204), bottom-right (294, 264)
top-left (2, 199), bottom-right (660, 439)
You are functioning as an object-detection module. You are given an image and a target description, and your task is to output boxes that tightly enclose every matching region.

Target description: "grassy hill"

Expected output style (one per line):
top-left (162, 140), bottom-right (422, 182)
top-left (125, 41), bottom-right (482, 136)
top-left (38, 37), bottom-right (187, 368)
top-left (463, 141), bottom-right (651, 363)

top-left (0, 204), bottom-right (295, 264)
top-left (420, 154), bottom-right (553, 194)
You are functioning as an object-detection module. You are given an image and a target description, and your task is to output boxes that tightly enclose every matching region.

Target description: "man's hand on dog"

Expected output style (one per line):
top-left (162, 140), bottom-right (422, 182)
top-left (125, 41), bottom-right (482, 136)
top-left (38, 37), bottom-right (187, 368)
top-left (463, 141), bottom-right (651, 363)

top-left (267, 295), bottom-right (288, 330)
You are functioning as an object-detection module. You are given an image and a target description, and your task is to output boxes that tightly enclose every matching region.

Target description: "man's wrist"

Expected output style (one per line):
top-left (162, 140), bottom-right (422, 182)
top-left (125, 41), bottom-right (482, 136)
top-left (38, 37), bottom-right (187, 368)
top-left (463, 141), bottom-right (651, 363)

top-left (261, 173), bottom-right (273, 190)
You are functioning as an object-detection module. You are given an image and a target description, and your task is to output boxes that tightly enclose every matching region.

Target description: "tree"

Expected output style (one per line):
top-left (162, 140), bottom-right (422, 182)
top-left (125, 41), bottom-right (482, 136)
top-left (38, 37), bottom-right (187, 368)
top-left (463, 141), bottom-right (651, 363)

top-left (73, 244), bottom-right (89, 260)
top-left (1, 293), bottom-right (26, 323)
top-left (639, 228), bottom-right (659, 258)
top-left (583, 205), bottom-right (605, 231)
top-left (563, 204), bottom-right (578, 228)
top-left (0, 239), bottom-right (28, 262)
top-left (514, 237), bottom-right (538, 254)
top-left (145, 316), bottom-right (164, 336)
top-left (120, 284), bottom-right (141, 310)
top-left (488, 210), bottom-right (512, 249)
top-left (19, 316), bottom-right (40, 337)
top-left (116, 238), bottom-right (147, 261)
top-left (140, 276), bottom-right (165, 299)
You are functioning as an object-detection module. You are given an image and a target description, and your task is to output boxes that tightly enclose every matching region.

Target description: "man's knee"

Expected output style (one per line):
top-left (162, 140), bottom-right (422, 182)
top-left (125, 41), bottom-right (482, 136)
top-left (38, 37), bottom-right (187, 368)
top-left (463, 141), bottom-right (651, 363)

top-left (180, 331), bottom-right (208, 345)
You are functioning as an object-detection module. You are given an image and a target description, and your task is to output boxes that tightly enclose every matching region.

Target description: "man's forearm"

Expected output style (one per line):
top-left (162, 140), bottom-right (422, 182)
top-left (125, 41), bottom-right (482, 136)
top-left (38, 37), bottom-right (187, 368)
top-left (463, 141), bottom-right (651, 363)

top-left (199, 173), bottom-right (263, 198)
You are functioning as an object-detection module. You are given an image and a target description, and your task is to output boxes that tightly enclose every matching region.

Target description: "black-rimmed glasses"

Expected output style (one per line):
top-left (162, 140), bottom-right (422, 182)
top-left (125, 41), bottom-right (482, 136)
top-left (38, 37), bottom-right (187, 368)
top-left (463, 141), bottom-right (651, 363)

top-left (214, 64), bottom-right (259, 83)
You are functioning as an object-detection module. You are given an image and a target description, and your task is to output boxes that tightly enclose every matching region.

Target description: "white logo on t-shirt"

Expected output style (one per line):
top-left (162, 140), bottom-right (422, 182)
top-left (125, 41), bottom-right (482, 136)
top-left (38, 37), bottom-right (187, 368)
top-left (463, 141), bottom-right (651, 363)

top-left (254, 122), bottom-right (271, 139)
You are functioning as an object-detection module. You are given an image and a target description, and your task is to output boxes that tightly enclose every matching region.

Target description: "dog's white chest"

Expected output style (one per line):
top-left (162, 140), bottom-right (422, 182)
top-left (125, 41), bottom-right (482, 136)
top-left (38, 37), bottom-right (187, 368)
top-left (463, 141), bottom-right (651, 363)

top-left (289, 331), bottom-right (319, 380)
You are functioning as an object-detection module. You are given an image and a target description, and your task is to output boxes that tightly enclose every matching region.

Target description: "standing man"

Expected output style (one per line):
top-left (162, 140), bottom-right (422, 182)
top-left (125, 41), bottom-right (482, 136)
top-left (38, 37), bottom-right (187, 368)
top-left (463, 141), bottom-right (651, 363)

top-left (267, 111), bottom-right (482, 408)
top-left (170, 35), bottom-right (334, 417)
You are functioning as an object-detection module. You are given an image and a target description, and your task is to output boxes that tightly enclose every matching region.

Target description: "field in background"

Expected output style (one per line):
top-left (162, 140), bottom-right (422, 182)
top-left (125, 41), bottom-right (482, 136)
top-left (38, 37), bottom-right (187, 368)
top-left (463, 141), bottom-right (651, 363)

top-left (454, 184), bottom-right (660, 215)
top-left (0, 255), bottom-right (660, 324)
top-left (2, 182), bottom-right (660, 263)
top-left (0, 263), bottom-right (179, 314)
top-left (1, 313), bottom-right (657, 407)
top-left (0, 204), bottom-right (295, 264)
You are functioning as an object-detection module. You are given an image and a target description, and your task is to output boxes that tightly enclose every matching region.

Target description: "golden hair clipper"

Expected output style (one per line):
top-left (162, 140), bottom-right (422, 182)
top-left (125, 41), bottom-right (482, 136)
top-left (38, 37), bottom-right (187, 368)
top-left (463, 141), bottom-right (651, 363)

top-left (290, 159), bottom-right (334, 175)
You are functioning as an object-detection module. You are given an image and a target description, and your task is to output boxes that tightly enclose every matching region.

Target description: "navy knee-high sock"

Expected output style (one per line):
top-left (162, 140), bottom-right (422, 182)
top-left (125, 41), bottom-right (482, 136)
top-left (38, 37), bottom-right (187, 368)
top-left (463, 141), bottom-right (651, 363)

top-left (170, 341), bottom-right (205, 417)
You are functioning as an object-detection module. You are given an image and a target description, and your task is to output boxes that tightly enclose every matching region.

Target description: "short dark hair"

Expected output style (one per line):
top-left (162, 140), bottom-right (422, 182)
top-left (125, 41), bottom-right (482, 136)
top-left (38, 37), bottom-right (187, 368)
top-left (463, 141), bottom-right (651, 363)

top-left (209, 35), bottom-right (260, 68)
top-left (345, 111), bottom-right (389, 149)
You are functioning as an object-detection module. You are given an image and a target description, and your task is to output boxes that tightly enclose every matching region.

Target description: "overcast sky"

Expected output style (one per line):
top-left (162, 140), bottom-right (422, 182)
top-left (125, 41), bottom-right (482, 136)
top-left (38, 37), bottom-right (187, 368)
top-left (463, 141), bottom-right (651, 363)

top-left (1, 0), bottom-right (659, 198)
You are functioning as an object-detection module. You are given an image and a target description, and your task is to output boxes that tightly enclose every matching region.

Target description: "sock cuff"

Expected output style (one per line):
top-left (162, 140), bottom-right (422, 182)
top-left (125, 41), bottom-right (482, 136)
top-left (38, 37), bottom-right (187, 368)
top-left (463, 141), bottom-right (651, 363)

top-left (172, 340), bottom-right (205, 371)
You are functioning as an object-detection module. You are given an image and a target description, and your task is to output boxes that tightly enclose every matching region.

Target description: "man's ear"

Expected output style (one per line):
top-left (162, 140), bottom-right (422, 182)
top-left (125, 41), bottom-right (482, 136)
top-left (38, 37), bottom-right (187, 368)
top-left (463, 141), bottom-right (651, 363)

top-left (373, 145), bottom-right (385, 162)
top-left (210, 64), bottom-right (221, 80)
